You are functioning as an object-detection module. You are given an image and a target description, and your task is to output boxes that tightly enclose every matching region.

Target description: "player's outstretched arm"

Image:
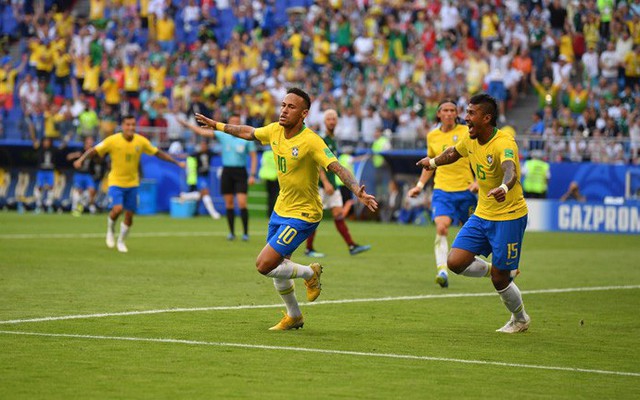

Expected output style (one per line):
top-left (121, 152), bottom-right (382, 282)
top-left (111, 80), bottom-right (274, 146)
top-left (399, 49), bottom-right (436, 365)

top-left (327, 161), bottom-right (378, 212)
top-left (178, 118), bottom-right (215, 138)
top-left (416, 146), bottom-right (461, 170)
top-left (194, 113), bottom-right (257, 141)
top-left (155, 150), bottom-right (186, 169)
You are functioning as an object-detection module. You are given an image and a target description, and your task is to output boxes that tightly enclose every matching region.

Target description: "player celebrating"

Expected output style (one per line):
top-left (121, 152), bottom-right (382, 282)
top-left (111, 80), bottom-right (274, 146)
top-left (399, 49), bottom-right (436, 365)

top-left (417, 94), bottom-right (530, 333)
top-left (407, 100), bottom-right (477, 288)
top-left (194, 88), bottom-right (378, 330)
top-left (73, 115), bottom-right (185, 253)
top-left (305, 109), bottom-right (371, 258)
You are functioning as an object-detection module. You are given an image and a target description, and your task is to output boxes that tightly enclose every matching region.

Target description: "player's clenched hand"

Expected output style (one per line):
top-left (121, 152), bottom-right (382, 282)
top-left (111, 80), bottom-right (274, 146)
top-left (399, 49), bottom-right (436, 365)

top-left (407, 186), bottom-right (421, 198)
top-left (356, 185), bottom-right (378, 212)
top-left (416, 156), bottom-right (436, 170)
top-left (487, 186), bottom-right (507, 202)
top-left (194, 113), bottom-right (216, 129)
top-left (73, 159), bottom-right (82, 169)
top-left (467, 181), bottom-right (479, 193)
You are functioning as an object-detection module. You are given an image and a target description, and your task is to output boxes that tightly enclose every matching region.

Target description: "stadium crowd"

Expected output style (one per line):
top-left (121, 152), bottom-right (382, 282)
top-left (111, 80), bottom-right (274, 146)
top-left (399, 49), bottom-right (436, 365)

top-left (0, 0), bottom-right (636, 164)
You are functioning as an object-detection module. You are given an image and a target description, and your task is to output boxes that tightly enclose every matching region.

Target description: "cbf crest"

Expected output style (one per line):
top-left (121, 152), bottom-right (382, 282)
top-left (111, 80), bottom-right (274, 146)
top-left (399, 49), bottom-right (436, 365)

top-left (486, 155), bottom-right (493, 164)
top-left (292, 146), bottom-right (299, 157)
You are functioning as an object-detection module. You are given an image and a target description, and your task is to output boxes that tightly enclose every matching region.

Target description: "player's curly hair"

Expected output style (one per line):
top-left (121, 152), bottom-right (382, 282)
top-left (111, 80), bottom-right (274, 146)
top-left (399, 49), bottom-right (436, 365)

top-left (287, 87), bottom-right (311, 110)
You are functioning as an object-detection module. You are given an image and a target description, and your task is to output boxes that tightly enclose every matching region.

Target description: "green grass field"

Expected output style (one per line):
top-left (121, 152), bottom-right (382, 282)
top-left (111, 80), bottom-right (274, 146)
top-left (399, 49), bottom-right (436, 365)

top-left (1, 212), bottom-right (639, 399)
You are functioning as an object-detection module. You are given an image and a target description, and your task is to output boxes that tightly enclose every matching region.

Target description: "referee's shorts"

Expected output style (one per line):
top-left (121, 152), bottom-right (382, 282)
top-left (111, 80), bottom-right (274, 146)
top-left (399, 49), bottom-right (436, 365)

top-left (220, 166), bottom-right (249, 194)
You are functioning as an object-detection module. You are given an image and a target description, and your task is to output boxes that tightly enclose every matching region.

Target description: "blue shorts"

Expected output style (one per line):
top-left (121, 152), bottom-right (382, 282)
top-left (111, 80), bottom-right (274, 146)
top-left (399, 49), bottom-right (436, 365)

top-left (36, 170), bottom-right (55, 188)
top-left (267, 212), bottom-right (320, 257)
top-left (488, 81), bottom-right (507, 102)
top-left (452, 214), bottom-right (528, 271)
top-left (197, 176), bottom-right (210, 191)
top-left (73, 173), bottom-right (96, 191)
top-left (108, 186), bottom-right (138, 212)
top-left (431, 189), bottom-right (477, 225)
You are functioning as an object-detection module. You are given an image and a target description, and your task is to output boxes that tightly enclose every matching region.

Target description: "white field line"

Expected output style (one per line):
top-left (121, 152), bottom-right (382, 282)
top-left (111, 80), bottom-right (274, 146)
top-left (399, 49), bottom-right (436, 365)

top-left (0, 231), bottom-right (228, 240)
top-left (0, 330), bottom-right (638, 378)
top-left (1, 285), bottom-right (638, 326)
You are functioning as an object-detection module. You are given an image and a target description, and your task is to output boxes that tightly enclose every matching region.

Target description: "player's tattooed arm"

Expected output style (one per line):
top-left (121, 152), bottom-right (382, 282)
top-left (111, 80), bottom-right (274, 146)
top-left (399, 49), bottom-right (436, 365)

top-left (434, 146), bottom-right (462, 166)
top-left (224, 124), bottom-right (258, 141)
top-left (417, 146), bottom-right (461, 170)
top-left (501, 160), bottom-right (517, 189)
top-left (327, 161), bottom-right (378, 211)
top-left (194, 113), bottom-right (257, 141)
top-left (487, 160), bottom-right (517, 203)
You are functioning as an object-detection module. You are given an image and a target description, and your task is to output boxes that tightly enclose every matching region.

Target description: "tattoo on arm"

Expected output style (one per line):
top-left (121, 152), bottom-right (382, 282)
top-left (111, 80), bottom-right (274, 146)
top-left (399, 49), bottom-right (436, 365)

top-left (502, 160), bottom-right (517, 189)
top-left (434, 146), bottom-right (461, 166)
top-left (328, 162), bottom-right (359, 193)
top-left (224, 125), bottom-right (257, 141)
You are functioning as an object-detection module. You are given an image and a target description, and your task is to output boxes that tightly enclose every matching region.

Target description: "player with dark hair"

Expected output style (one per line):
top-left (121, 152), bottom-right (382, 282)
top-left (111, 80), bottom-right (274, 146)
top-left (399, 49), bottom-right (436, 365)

top-left (407, 99), bottom-right (477, 288)
top-left (417, 93), bottom-right (530, 333)
top-left (73, 115), bottom-right (185, 252)
top-left (194, 88), bottom-right (378, 330)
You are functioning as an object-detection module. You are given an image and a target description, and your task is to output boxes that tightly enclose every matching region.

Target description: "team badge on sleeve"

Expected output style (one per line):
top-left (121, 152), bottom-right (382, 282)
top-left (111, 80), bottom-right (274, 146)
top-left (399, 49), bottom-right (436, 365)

top-left (324, 148), bottom-right (334, 158)
top-left (504, 149), bottom-right (514, 159)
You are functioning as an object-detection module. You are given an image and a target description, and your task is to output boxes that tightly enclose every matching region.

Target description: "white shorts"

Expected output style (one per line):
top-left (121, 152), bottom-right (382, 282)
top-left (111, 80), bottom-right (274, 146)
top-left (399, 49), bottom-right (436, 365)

top-left (319, 187), bottom-right (343, 210)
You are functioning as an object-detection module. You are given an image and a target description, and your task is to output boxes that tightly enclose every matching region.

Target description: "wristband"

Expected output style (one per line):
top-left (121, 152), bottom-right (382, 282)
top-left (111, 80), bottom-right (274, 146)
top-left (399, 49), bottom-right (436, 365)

top-left (499, 183), bottom-right (509, 194)
top-left (215, 122), bottom-right (226, 132)
top-left (429, 158), bottom-right (437, 169)
top-left (416, 181), bottom-right (425, 189)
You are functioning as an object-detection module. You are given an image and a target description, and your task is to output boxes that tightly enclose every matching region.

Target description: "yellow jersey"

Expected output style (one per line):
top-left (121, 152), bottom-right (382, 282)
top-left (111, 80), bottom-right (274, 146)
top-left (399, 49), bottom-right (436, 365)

top-left (95, 133), bottom-right (158, 188)
top-left (427, 124), bottom-right (474, 192)
top-left (82, 63), bottom-right (100, 92)
top-left (254, 123), bottom-right (338, 222)
top-left (454, 128), bottom-right (527, 221)
top-left (0, 69), bottom-right (18, 95)
top-left (148, 65), bottom-right (167, 94)
top-left (124, 66), bottom-right (140, 91)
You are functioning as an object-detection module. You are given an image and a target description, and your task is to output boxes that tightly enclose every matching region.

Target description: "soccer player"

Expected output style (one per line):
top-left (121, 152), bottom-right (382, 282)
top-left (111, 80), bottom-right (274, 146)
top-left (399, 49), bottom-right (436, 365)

top-left (179, 138), bottom-right (222, 220)
top-left (66, 136), bottom-right (100, 215)
top-left (417, 94), bottom-right (530, 333)
top-left (180, 116), bottom-right (257, 240)
top-left (305, 109), bottom-right (371, 258)
top-left (194, 88), bottom-right (378, 330)
top-left (73, 115), bottom-right (185, 253)
top-left (407, 100), bottom-right (478, 288)
top-left (32, 137), bottom-right (61, 214)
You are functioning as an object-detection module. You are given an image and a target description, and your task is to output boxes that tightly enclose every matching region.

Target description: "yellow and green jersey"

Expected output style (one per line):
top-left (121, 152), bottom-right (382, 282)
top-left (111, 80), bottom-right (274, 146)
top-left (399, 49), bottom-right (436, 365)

top-left (427, 124), bottom-right (474, 192)
top-left (254, 123), bottom-right (338, 222)
top-left (455, 128), bottom-right (527, 221)
top-left (95, 133), bottom-right (158, 188)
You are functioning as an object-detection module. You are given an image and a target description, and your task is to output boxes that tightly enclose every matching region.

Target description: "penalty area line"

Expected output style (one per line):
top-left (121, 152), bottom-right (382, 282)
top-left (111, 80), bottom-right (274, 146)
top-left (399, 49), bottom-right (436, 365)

top-left (0, 330), bottom-right (638, 378)
top-left (0, 285), bottom-right (638, 326)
